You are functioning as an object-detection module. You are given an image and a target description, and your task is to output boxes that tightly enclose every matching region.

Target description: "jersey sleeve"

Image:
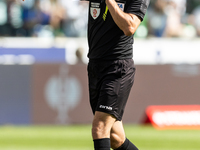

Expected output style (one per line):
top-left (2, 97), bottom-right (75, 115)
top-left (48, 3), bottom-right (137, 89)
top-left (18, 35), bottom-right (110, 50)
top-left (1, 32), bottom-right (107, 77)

top-left (126, 0), bottom-right (150, 21)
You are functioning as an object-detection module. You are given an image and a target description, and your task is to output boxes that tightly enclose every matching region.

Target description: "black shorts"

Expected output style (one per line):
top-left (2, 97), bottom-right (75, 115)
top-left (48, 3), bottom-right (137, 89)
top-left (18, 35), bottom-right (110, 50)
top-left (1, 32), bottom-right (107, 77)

top-left (87, 59), bottom-right (135, 121)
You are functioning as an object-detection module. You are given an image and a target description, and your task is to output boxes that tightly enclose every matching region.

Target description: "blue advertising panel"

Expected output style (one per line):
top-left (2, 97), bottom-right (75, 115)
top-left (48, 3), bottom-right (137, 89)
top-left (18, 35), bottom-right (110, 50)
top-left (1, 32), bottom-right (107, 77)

top-left (0, 65), bottom-right (32, 125)
top-left (0, 47), bottom-right (66, 63)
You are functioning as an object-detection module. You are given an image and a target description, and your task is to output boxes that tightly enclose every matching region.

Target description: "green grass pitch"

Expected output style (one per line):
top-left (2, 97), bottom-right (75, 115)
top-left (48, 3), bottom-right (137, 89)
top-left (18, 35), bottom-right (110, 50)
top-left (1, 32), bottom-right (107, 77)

top-left (0, 125), bottom-right (200, 150)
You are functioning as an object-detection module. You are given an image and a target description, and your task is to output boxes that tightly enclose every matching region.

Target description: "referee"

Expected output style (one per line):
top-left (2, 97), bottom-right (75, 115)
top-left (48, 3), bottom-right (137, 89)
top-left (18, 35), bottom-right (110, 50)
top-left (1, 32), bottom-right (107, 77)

top-left (87, 0), bottom-right (150, 150)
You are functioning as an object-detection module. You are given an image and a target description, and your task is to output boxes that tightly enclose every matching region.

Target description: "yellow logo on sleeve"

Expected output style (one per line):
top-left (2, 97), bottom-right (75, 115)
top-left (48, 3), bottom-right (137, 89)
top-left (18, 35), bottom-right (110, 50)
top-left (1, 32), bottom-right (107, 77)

top-left (103, 6), bottom-right (108, 21)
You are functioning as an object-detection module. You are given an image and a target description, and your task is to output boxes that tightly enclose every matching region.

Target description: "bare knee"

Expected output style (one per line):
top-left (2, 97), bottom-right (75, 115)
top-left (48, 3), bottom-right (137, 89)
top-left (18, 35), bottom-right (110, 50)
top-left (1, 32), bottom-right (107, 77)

top-left (110, 132), bottom-right (125, 149)
top-left (110, 121), bottom-right (126, 149)
top-left (92, 111), bottom-right (116, 140)
top-left (92, 121), bottom-right (110, 139)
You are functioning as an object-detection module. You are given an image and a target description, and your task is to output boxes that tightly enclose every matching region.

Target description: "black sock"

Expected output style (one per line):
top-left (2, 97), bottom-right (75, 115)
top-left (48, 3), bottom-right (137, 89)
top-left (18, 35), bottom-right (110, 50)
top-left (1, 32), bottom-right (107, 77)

top-left (114, 138), bottom-right (138, 150)
top-left (93, 138), bottom-right (110, 150)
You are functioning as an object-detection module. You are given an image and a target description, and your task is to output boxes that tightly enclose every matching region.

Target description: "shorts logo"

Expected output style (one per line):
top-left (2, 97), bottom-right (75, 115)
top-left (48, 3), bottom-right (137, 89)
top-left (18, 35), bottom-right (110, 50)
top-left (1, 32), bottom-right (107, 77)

top-left (99, 105), bottom-right (112, 110)
top-left (90, 2), bottom-right (100, 19)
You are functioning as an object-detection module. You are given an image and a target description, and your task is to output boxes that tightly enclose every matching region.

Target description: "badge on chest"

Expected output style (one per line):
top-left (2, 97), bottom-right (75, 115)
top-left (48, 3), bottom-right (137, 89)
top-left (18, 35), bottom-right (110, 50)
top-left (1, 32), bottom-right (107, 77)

top-left (90, 2), bottom-right (101, 19)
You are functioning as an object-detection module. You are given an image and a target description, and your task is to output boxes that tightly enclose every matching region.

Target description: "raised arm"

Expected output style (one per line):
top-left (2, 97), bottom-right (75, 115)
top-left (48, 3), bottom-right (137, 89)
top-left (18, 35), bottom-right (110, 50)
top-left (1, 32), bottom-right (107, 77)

top-left (105, 0), bottom-right (141, 36)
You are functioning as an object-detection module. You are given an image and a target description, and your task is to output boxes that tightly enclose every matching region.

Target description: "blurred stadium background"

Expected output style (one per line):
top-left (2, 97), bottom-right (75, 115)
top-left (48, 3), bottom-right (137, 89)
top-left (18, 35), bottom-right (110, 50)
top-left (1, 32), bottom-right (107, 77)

top-left (0, 0), bottom-right (200, 149)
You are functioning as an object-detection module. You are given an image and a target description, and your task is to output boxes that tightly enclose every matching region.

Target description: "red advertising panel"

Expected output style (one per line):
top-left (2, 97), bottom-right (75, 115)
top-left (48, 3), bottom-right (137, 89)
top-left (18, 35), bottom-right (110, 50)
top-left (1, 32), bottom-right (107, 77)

top-left (146, 105), bottom-right (200, 130)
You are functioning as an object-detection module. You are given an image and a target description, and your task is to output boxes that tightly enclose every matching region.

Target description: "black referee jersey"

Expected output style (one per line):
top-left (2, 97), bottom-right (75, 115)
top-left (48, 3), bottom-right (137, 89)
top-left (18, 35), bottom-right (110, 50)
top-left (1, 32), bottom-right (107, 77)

top-left (87, 0), bottom-right (150, 60)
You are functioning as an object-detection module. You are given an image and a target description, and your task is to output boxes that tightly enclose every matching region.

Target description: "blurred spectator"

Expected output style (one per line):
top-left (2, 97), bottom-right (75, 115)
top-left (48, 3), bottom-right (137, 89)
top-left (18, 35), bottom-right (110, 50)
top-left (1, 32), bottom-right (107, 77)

top-left (148, 0), bottom-right (168, 37)
top-left (59, 0), bottom-right (88, 37)
top-left (147, 0), bottom-right (200, 38)
top-left (193, 6), bottom-right (200, 36)
top-left (22, 0), bottom-right (52, 36)
top-left (49, 0), bottom-right (65, 36)
top-left (185, 0), bottom-right (200, 37)
top-left (0, 0), bottom-right (24, 36)
top-left (75, 47), bottom-right (84, 64)
top-left (164, 0), bottom-right (185, 37)
top-left (0, 0), bottom-right (200, 38)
